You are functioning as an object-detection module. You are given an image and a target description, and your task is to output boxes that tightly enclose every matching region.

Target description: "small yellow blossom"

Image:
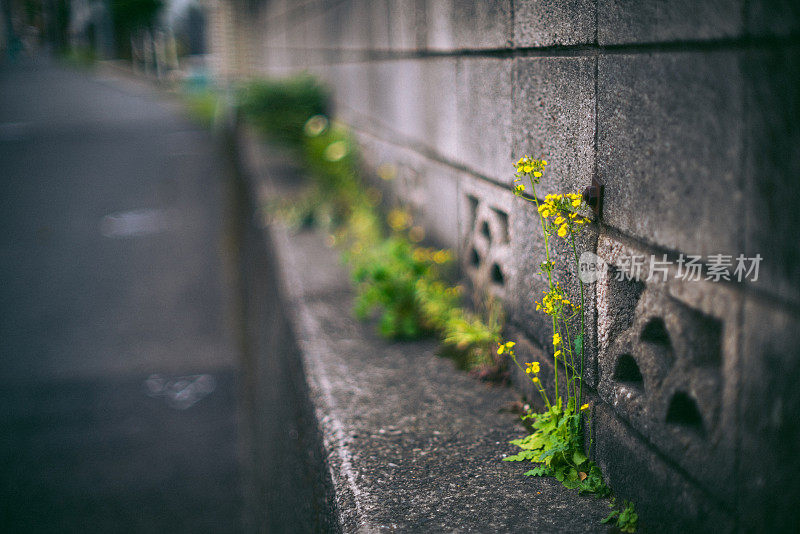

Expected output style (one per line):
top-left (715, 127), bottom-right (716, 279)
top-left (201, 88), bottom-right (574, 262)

top-left (554, 350), bottom-right (561, 357)
top-left (558, 224), bottom-right (568, 238)
top-left (324, 140), bottom-right (349, 162)
top-left (377, 162), bottom-right (397, 180)
top-left (387, 209), bottom-right (412, 231)
top-left (532, 376), bottom-right (540, 383)
top-left (553, 333), bottom-right (561, 346)
top-left (497, 341), bottom-right (516, 355)
top-left (525, 361), bottom-right (540, 374)
top-left (433, 250), bottom-right (451, 264)
top-left (580, 403), bottom-right (590, 411)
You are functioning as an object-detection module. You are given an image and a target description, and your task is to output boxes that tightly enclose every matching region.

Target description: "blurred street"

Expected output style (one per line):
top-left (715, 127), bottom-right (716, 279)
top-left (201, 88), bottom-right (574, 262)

top-left (0, 57), bottom-right (242, 532)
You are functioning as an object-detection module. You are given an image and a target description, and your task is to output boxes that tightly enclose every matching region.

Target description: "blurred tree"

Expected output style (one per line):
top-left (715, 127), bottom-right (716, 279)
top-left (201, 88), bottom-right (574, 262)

top-left (110, 0), bottom-right (162, 57)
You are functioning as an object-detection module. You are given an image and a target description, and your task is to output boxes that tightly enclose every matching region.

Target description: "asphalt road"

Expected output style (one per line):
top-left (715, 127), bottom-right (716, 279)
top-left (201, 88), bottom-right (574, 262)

top-left (0, 57), bottom-right (243, 532)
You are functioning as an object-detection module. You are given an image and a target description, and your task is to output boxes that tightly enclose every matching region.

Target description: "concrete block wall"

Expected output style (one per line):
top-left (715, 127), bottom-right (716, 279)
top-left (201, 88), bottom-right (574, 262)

top-left (210, 1), bottom-right (800, 531)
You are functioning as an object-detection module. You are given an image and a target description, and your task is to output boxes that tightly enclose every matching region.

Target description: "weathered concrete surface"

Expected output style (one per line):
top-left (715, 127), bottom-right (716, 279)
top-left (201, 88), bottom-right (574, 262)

top-left (514, 0), bottom-right (595, 47)
top-left (597, 0), bottom-right (743, 44)
top-left (236, 126), bottom-right (613, 532)
top-left (597, 52), bottom-right (744, 259)
top-left (512, 56), bottom-right (596, 196)
top-left (425, 0), bottom-right (512, 51)
top-left (229, 149), bottom-right (341, 532)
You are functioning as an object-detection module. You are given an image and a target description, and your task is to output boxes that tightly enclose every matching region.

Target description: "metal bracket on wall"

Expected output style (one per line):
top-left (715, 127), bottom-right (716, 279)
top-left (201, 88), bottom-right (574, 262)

top-left (582, 176), bottom-right (604, 218)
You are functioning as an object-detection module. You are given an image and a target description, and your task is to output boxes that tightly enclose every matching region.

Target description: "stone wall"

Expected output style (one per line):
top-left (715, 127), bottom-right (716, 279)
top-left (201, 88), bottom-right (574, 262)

top-left (209, 1), bottom-right (800, 531)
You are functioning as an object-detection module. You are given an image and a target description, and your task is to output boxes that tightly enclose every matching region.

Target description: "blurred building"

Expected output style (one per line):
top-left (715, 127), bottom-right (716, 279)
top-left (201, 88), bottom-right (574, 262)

top-left (68, 0), bottom-right (113, 57)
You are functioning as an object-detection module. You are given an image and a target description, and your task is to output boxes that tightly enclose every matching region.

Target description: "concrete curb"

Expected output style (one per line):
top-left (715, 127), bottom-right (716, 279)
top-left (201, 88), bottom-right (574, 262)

top-left (232, 122), bottom-right (612, 533)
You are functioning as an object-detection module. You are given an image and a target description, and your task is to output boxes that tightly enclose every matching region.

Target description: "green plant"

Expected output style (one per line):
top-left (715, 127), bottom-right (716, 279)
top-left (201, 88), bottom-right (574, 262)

top-left (346, 207), bottom-right (501, 366)
top-left (349, 236), bottom-right (447, 339)
top-left (182, 88), bottom-right (220, 127)
top-left (500, 340), bottom-right (608, 495)
top-left (500, 157), bottom-right (609, 494)
top-left (602, 499), bottom-right (638, 532)
top-left (237, 76), bottom-right (329, 147)
top-left (439, 298), bottom-right (503, 370)
top-left (239, 74), bottom-right (502, 370)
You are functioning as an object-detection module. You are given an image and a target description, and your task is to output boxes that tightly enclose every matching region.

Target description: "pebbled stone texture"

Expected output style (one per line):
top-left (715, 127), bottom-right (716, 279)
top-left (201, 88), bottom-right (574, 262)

top-left (514, 0), bottom-right (596, 47)
top-left (595, 235), bottom-right (740, 506)
top-left (597, 0), bottom-right (743, 44)
top-left (593, 404), bottom-right (734, 534)
top-left (511, 56), bottom-right (596, 198)
top-left (597, 51), bottom-right (744, 258)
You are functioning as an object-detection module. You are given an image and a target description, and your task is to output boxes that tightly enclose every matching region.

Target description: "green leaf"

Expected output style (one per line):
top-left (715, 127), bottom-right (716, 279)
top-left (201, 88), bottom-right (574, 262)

top-left (574, 333), bottom-right (583, 356)
top-left (523, 465), bottom-right (549, 476)
top-left (503, 450), bottom-right (538, 462)
top-left (572, 451), bottom-right (587, 466)
top-left (600, 510), bottom-right (619, 524)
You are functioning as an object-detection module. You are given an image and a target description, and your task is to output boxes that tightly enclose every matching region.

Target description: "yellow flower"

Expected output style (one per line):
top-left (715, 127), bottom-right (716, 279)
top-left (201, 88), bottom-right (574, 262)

top-left (572, 197), bottom-right (581, 207)
top-left (523, 165), bottom-right (533, 173)
top-left (554, 350), bottom-right (561, 357)
top-left (553, 333), bottom-right (561, 346)
top-left (532, 376), bottom-right (540, 383)
top-left (580, 403), bottom-right (590, 411)
top-left (388, 209), bottom-right (412, 230)
top-left (324, 140), bottom-right (349, 162)
top-left (554, 216), bottom-right (565, 225)
top-left (525, 361), bottom-right (540, 374)
top-left (542, 160), bottom-right (548, 165)
top-left (377, 163), bottom-right (397, 180)
top-left (433, 250), bottom-right (451, 264)
top-left (533, 171), bottom-right (542, 177)
top-left (497, 341), bottom-right (516, 355)
top-left (558, 224), bottom-right (568, 238)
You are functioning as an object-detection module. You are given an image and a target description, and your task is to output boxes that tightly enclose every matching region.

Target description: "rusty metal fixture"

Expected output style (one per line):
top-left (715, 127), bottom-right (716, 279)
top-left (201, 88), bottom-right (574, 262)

top-left (582, 176), bottom-right (604, 217)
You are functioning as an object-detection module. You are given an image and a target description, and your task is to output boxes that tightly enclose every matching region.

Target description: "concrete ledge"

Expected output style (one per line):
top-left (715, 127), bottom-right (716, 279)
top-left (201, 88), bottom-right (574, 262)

top-left (232, 124), bottom-right (612, 532)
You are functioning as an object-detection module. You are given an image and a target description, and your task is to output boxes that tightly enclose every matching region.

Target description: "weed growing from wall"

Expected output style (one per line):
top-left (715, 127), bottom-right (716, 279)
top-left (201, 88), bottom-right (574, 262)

top-left (500, 157), bottom-right (637, 529)
top-left (501, 159), bottom-right (609, 484)
top-left (237, 76), bottom-right (501, 370)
